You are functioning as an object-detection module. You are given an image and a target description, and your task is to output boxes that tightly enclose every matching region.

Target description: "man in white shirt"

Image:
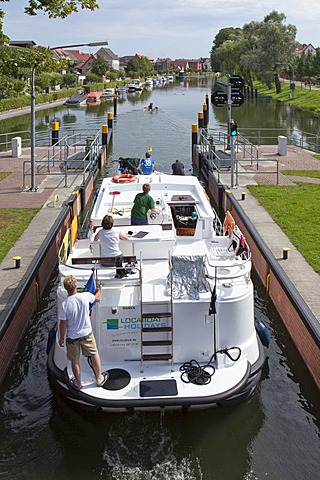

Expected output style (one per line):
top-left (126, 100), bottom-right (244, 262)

top-left (94, 214), bottom-right (129, 277)
top-left (59, 275), bottom-right (108, 390)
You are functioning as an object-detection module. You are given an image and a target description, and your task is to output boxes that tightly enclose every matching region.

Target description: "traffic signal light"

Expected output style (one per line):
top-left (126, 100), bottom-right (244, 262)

top-left (230, 122), bottom-right (238, 136)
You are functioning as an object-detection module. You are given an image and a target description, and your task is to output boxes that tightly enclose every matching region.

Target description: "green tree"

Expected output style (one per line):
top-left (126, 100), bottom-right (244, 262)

top-left (210, 27), bottom-right (242, 72)
top-left (254, 11), bottom-right (297, 92)
top-left (0, 44), bottom-right (68, 98)
top-left (91, 54), bottom-right (110, 77)
top-left (211, 11), bottom-right (297, 92)
top-left (60, 72), bottom-right (77, 88)
top-left (126, 56), bottom-right (154, 77)
top-left (213, 39), bottom-right (242, 75)
top-left (84, 71), bottom-right (99, 83)
top-left (0, 0), bottom-right (99, 19)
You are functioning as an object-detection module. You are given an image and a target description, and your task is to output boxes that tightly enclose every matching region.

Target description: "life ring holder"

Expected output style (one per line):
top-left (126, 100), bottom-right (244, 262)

top-left (112, 174), bottom-right (137, 184)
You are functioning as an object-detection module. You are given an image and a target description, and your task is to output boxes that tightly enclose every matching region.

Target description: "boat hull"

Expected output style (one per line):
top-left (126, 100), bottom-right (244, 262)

top-left (47, 331), bottom-right (265, 413)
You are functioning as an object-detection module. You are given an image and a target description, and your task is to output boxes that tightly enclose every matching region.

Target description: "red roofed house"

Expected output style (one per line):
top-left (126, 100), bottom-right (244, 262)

top-left (296, 43), bottom-right (317, 56)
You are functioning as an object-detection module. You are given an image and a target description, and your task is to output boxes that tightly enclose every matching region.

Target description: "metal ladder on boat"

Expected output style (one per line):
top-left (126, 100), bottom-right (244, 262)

top-left (139, 263), bottom-right (174, 373)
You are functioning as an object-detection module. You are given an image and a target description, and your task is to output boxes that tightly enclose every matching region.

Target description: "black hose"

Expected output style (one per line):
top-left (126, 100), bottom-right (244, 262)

top-left (215, 347), bottom-right (241, 362)
top-left (180, 346), bottom-right (242, 385)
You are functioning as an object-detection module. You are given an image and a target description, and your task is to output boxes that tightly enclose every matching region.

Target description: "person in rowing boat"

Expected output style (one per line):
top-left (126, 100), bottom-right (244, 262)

top-left (58, 275), bottom-right (108, 390)
top-left (131, 183), bottom-right (160, 225)
top-left (140, 151), bottom-right (155, 174)
top-left (94, 214), bottom-right (129, 277)
top-left (172, 159), bottom-right (185, 175)
top-left (147, 102), bottom-right (158, 112)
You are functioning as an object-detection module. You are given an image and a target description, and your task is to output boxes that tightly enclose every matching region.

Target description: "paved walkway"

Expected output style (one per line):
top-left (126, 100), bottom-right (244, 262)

top-left (0, 143), bottom-right (319, 329)
top-left (0, 145), bottom-right (82, 311)
top-left (218, 145), bottom-right (320, 325)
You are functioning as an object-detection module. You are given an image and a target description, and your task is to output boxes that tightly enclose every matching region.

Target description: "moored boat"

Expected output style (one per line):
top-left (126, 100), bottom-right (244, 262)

top-left (65, 93), bottom-right (88, 107)
top-left (47, 171), bottom-right (268, 412)
top-left (86, 92), bottom-right (102, 105)
top-left (127, 79), bottom-right (143, 92)
top-left (101, 88), bottom-right (115, 98)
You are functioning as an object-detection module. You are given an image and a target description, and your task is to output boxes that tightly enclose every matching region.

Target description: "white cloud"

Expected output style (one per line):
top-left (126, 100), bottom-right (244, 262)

top-left (2, 0), bottom-right (320, 58)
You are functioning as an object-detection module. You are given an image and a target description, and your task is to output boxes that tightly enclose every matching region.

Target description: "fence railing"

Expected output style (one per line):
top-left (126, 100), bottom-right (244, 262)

top-left (22, 131), bottom-right (101, 188)
top-left (199, 129), bottom-right (280, 184)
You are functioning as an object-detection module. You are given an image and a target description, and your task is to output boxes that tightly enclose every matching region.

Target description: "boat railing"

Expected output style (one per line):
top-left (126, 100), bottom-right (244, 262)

top-left (205, 251), bottom-right (252, 281)
top-left (213, 215), bottom-right (224, 236)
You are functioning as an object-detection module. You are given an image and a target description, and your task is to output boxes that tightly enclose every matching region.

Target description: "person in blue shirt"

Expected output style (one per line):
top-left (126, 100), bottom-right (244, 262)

top-left (140, 151), bottom-right (155, 174)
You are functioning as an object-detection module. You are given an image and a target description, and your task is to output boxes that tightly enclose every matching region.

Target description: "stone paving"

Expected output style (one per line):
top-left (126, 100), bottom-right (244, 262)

top-left (247, 144), bottom-right (320, 185)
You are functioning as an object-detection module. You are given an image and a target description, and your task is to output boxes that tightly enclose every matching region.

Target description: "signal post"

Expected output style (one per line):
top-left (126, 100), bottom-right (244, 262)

top-left (211, 75), bottom-right (244, 187)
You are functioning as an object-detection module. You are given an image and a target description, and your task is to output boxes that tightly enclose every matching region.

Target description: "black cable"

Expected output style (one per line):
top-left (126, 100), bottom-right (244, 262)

top-left (87, 355), bottom-right (95, 374)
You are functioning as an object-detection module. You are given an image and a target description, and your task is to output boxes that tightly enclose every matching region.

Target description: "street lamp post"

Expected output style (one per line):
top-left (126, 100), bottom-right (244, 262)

top-left (29, 40), bottom-right (108, 192)
top-left (30, 65), bottom-right (36, 191)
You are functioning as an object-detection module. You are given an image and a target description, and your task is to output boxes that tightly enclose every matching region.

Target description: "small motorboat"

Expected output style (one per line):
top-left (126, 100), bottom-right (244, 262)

top-left (101, 88), bottom-right (115, 98)
top-left (47, 171), bottom-right (268, 412)
top-left (127, 79), bottom-right (143, 92)
top-left (86, 92), bottom-right (102, 105)
top-left (65, 93), bottom-right (88, 107)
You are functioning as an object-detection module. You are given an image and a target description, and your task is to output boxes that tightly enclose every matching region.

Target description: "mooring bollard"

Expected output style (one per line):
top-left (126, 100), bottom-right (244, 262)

top-left (13, 256), bottom-right (21, 268)
top-left (283, 247), bottom-right (290, 260)
top-left (51, 119), bottom-right (59, 146)
top-left (198, 112), bottom-right (204, 129)
top-left (107, 112), bottom-right (113, 130)
top-left (203, 103), bottom-right (208, 127)
top-left (102, 124), bottom-right (108, 145)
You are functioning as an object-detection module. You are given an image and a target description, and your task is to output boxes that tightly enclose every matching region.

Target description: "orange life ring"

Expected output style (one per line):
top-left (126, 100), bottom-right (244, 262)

top-left (112, 173), bottom-right (137, 184)
top-left (223, 210), bottom-right (235, 237)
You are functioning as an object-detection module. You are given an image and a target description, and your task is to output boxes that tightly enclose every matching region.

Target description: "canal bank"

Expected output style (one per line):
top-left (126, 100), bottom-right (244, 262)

top-left (193, 142), bottom-right (320, 390)
top-left (0, 134), bottom-right (110, 383)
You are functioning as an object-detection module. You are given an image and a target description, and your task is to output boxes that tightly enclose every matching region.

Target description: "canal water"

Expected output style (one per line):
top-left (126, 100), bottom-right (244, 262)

top-left (0, 79), bottom-right (319, 480)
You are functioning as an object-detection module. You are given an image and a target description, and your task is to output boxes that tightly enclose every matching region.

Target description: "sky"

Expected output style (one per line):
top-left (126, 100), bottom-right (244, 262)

top-left (1, 0), bottom-right (320, 59)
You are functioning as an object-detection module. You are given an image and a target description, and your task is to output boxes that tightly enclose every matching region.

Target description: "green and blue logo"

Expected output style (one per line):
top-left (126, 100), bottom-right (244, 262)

top-left (106, 318), bottom-right (119, 330)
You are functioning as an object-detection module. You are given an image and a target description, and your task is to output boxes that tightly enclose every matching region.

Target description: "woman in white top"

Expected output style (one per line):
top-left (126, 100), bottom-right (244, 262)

top-left (94, 215), bottom-right (128, 276)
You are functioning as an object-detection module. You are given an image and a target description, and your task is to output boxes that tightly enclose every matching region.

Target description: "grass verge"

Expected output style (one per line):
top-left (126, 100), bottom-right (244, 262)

top-left (281, 170), bottom-right (320, 178)
top-left (0, 172), bottom-right (10, 181)
top-left (247, 183), bottom-right (320, 273)
top-left (0, 208), bottom-right (40, 263)
top-left (254, 81), bottom-right (320, 115)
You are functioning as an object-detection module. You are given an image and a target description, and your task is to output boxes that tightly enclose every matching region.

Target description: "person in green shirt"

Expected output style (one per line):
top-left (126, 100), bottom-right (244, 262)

top-left (131, 183), bottom-right (160, 225)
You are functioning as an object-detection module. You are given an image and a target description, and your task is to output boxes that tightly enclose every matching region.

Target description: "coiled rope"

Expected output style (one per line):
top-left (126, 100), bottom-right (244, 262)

top-left (180, 347), bottom-right (241, 385)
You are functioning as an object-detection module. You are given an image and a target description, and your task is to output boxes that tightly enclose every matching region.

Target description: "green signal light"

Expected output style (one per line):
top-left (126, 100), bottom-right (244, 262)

top-left (230, 123), bottom-right (238, 136)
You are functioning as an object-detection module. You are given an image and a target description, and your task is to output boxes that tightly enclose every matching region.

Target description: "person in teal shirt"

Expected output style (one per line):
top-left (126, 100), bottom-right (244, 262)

top-left (131, 183), bottom-right (159, 225)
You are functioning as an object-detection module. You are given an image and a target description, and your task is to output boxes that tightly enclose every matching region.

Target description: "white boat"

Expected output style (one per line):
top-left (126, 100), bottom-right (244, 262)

top-left (101, 88), bottom-right (115, 98)
top-left (127, 79), bottom-right (143, 92)
top-left (47, 172), bottom-right (268, 412)
top-left (145, 78), bottom-right (153, 87)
